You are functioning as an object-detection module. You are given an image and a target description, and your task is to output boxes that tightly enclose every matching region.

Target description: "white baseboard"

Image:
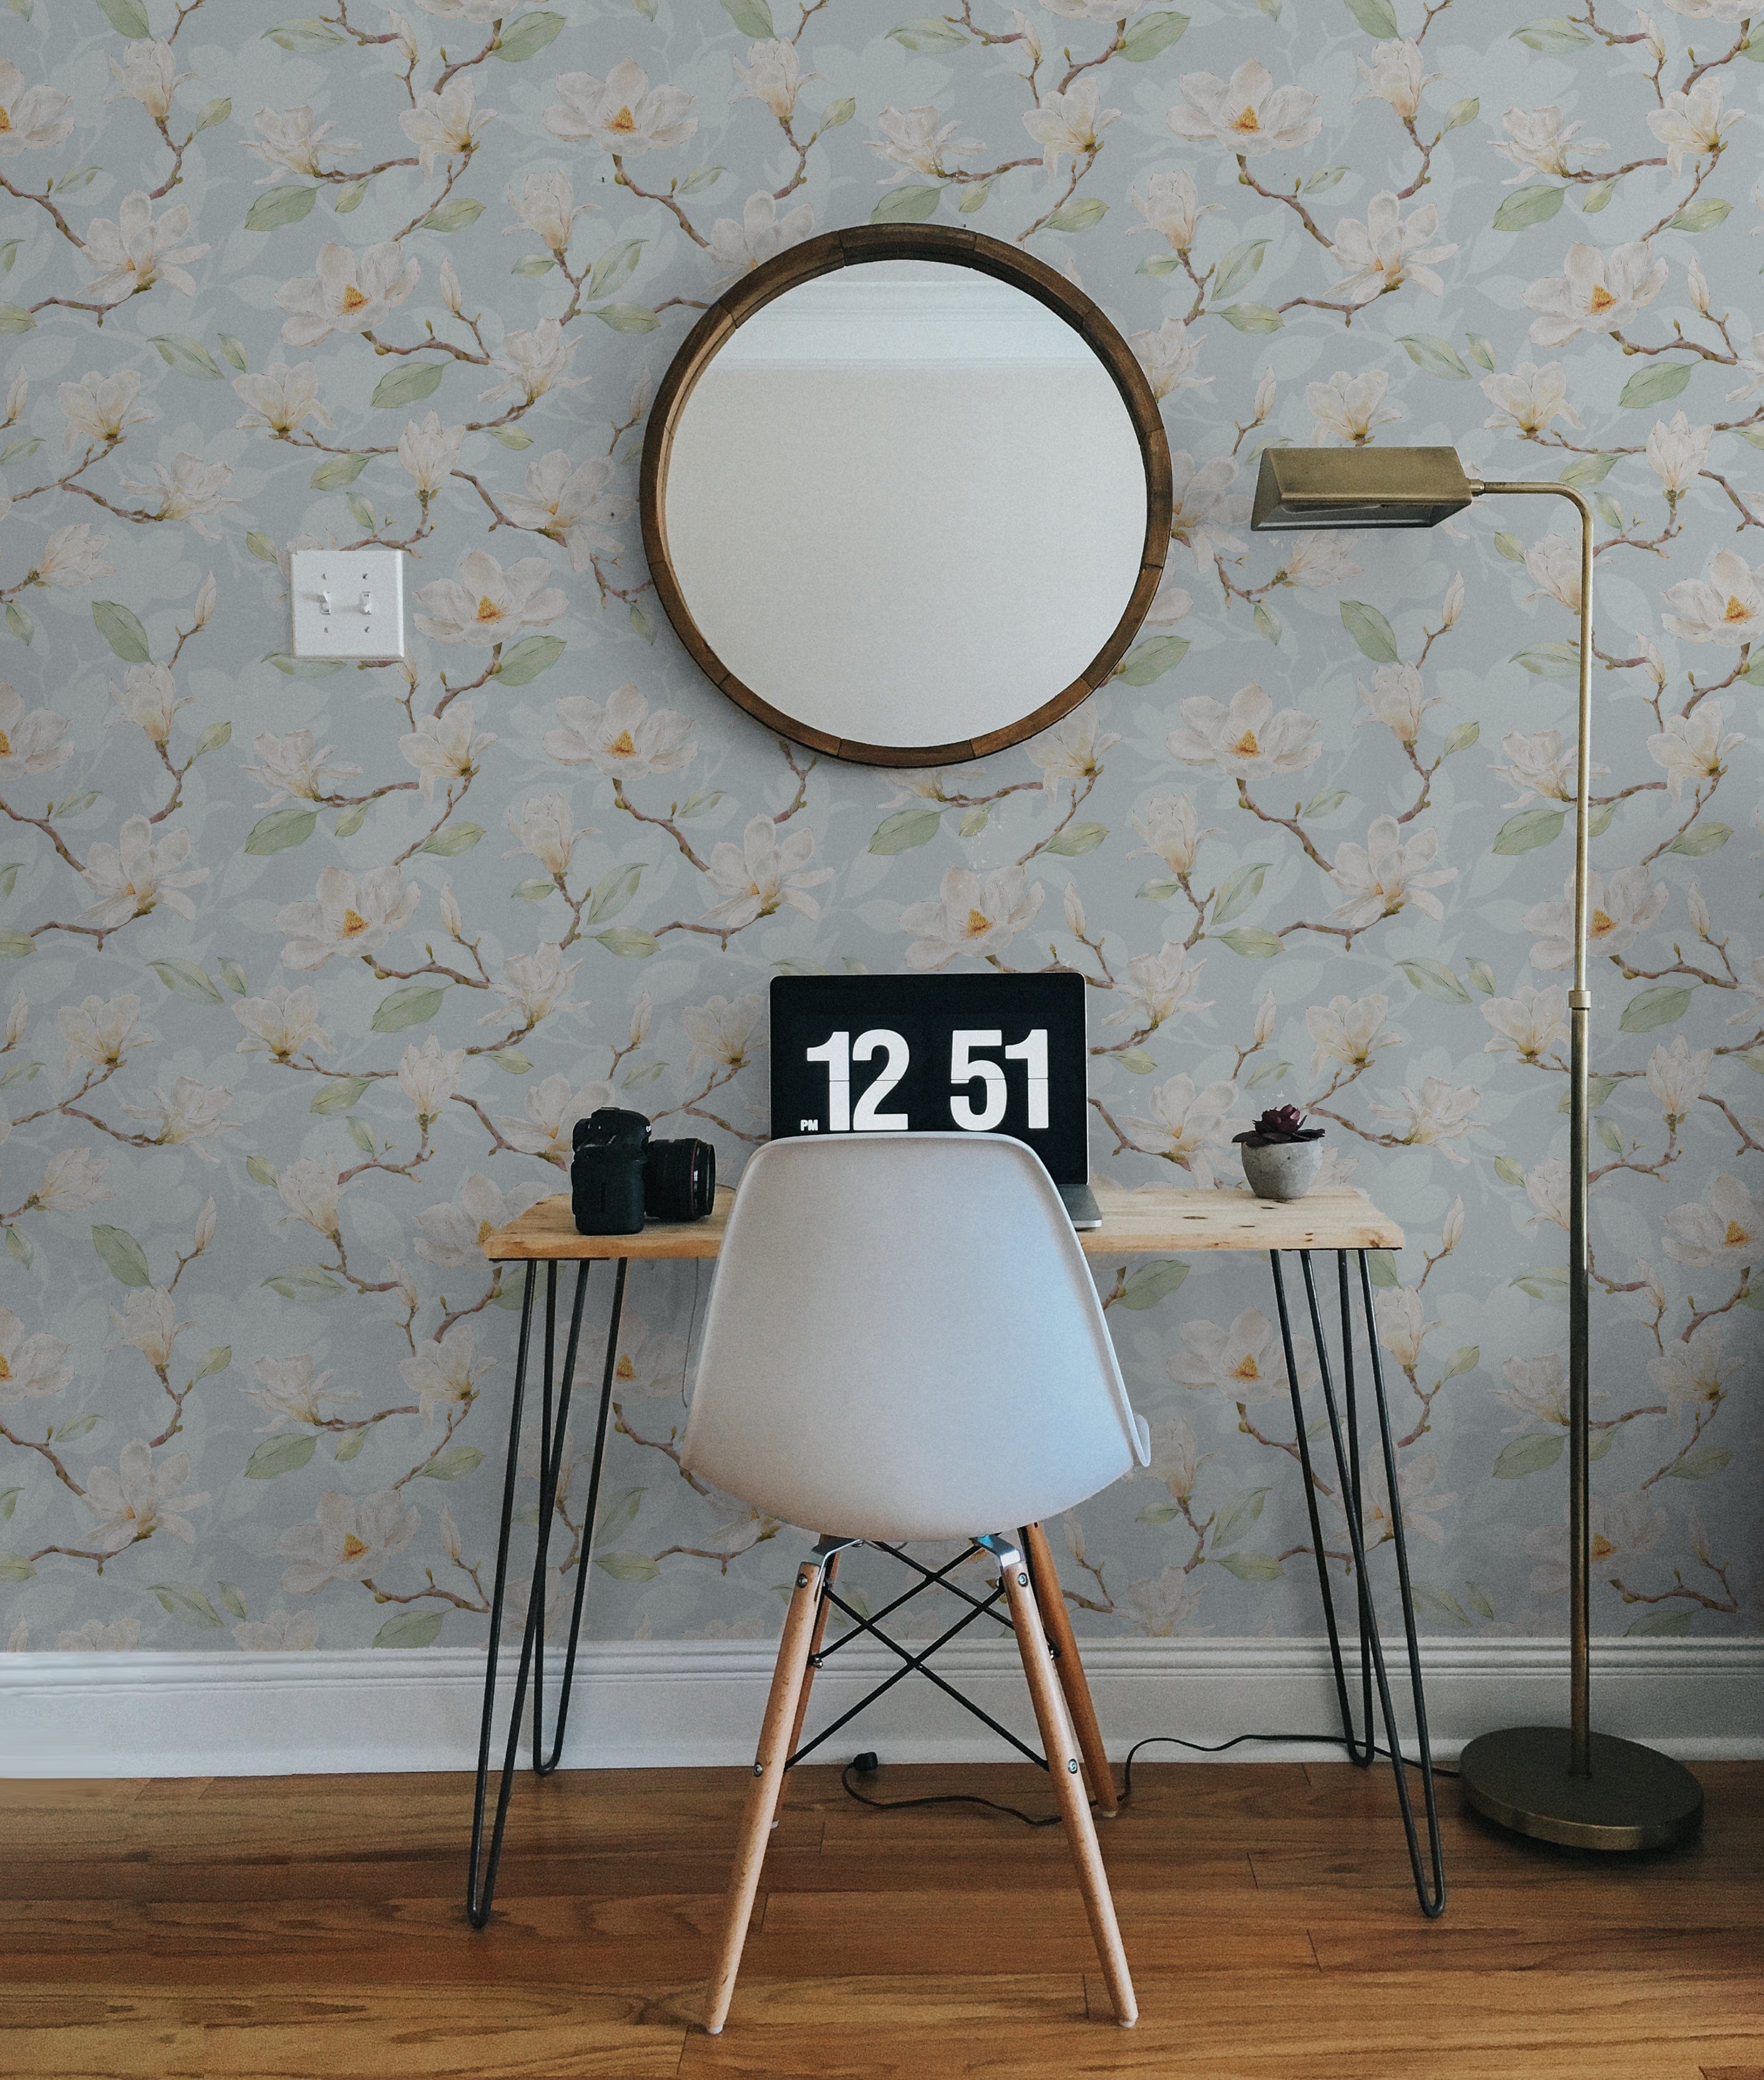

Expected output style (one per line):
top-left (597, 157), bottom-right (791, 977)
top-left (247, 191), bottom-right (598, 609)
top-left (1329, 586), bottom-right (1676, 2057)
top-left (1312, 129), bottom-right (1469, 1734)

top-left (5, 1636), bottom-right (1760, 1777)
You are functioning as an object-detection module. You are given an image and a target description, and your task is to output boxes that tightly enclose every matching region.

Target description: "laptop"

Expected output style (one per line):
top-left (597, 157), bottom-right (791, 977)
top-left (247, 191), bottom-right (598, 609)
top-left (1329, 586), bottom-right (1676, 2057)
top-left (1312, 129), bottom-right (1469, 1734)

top-left (768, 972), bottom-right (1103, 1228)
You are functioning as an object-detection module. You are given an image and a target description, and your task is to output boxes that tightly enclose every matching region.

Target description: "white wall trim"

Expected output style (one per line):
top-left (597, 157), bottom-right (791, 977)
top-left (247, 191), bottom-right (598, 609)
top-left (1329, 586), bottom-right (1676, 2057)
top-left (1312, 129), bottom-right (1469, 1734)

top-left (6, 1636), bottom-right (1760, 1777)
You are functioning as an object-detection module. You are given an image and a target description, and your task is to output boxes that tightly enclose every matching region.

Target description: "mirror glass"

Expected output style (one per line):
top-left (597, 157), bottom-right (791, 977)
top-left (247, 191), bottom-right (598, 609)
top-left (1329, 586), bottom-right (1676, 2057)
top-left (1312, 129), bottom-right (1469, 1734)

top-left (660, 260), bottom-right (1149, 754)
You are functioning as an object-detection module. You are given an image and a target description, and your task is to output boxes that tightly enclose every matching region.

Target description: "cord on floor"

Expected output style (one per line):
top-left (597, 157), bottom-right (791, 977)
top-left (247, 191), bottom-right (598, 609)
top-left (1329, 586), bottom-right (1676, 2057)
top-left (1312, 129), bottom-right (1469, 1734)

top-left (839, 1732), bottom-right (1457, 1828)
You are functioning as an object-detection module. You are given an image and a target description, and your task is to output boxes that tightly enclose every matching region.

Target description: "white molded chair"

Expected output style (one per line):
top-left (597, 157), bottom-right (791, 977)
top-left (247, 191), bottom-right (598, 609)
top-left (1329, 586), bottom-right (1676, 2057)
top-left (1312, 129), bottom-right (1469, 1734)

top-left (681, 1131), bottom-right (1150, 2033)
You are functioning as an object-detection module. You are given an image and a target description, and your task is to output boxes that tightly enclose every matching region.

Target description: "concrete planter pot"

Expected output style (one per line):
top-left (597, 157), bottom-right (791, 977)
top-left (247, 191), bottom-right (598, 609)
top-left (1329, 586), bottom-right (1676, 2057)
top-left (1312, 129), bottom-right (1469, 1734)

top-left (1239, 1138), bottom-right (1324, 1202)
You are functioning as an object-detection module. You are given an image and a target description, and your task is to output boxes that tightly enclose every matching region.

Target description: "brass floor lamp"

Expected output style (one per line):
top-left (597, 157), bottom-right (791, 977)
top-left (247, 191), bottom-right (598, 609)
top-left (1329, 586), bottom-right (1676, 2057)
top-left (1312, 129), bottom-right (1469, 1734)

top-left (1250, 447), bottom-right (1704, 1852)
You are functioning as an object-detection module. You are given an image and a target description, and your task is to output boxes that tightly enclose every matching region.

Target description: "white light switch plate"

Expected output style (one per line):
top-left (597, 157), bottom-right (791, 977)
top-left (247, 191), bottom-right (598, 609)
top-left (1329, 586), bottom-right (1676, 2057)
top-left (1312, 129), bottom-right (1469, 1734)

top-left (290, 549), bottom-right (406, 661)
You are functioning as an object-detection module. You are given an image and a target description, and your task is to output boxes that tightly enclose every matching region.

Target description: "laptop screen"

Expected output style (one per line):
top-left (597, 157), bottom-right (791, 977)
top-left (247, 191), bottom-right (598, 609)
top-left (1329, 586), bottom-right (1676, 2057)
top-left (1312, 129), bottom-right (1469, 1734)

top-left (768, 972), bottom-right (1089, 1184)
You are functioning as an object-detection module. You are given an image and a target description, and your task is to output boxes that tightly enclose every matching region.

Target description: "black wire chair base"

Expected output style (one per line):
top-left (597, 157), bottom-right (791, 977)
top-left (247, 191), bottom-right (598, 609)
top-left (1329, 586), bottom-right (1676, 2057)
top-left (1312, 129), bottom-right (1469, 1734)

top-left (1269, 1248), bottom-right (1446, 1918)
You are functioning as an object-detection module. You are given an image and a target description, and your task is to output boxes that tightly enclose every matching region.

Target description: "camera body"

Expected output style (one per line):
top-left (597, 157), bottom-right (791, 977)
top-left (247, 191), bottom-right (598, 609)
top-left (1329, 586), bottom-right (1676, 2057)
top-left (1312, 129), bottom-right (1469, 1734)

top-left (571, 1108), bottom-right (715, 1236)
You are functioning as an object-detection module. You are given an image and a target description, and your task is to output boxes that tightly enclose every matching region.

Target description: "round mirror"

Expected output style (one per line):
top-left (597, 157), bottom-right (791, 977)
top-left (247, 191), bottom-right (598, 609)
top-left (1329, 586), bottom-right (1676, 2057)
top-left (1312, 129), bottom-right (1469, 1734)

top-left (640, 227), bottom-right (1171, 767)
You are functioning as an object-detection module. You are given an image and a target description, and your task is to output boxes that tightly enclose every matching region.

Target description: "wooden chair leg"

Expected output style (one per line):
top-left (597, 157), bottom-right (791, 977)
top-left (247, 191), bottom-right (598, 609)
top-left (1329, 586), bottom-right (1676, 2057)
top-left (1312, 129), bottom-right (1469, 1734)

top-left (771, 1548), bottom-right (839, 1827)
top-left (1001, 1545), bottom-right (1137, 2029)
top-left (1025, 1522), bottom-right (1117, 1820)
top-left (701, 1551), bottom-right (827, 2036)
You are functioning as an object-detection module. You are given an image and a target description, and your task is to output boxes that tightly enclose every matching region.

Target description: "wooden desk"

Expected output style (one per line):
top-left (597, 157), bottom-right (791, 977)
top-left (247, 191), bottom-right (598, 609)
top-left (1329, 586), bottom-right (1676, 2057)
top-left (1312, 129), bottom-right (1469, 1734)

top-left (466, 1183), bottom-right (1441, 1926)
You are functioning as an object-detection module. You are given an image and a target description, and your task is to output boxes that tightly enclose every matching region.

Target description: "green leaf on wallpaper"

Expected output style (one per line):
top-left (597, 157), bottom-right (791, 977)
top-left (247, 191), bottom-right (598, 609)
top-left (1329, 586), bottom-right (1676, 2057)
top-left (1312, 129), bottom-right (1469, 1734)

top-left (586, 240), bottom-right (646, 301)
top-left (371, 360), bottom-right (446, 409)
top-left (593, 302), bottom-right (660, 333)
top-left (1116, 1259), bottom-right (1189, 1311)
top-left (1301, 788), bottom-right (1347, 818)
top-left (1212, 862), bottom-right (1267, 926)
top-left (372, 984), bottom-right (446, 1033)
top-left (1116, 1048), bottom-right (1157, 1075)
top-left (594, 928), bottom-right (660, 959)
top-left (587, 865), bottom-right (643, 924)
top-left (1411, 1584), bottom-right (1472, 1627)
top-left (1343, 0), bottom-right (1397, 31)
top-left (419, 823), bottom-right (483, 857)
top-left (869, 808), bottom-right (943, 856)
top-left (1397, 333), bottom-right (1472, 380)
top-left (495, 634), bottom-right (567, 686)
top-left (1214, 925), bottom-right (1282, 959)
top-left (1442, 720), bottom-right (1479, 756)
top-left (195, 721), bottom-right (232, 759)
top-left (512, 252), bottom-right (555, 277)
top-left (491, 9), bottom-right (564, 59)
top-left (1462, 331), bottom-right (1496, 371)
top-left (488, 1047), bottom-right (530, 1073)
top-left (630, 600), bottom-right (657, 643)
top-left (333, 802), bottom-right (370, 837)
top-left (374, 1611), bottom-right (445, 1648)
top-left (1339, 600), bottom-right (1399, 663)
top-left (1443, 97), bottom-right (1480, 134)
top-left (1577, 178), bottom-right (1617, 215)
top-left (511, 878), bottom-right (553, 902)
top-left (872, 184), bottom-right (942, 226)
top-left (1595, 1116), bottom-right (1624, 1156)
top-left (1137, 877), bottom-right (1180, 902)
top-left (1046, 198), bottom-right (1108, 233)
top-left (1625, 1608), bottom-right (1693, 1637)
top-left (1139, 1502), bottom-right (1181, 1524)
top-left (1047, 822), bottom-right (1108, 856)
top-left (1618, 359), bottom-right (1692, 409)
top-left (311, 1078), bottom-right (370, 1115)
top-left (1121, 10), bottom-right (1189, 59)
top-left (0, 1490), bottom-right (15, 1524)
top-left (245, 184), bottom-right (320, 232)
top-left (621, 1059), bottom-right (666, 1090)
top-left (0, 862), bottom-right (17, 901)
top-left (1253, 602), bottom-right (1281, 645)
top-left (150, 959), bottom-right (223, 1006)
top-left (1492, 1155), bottom-right (1526, 1186)
top-left (1667, 821), bottom-right (1730, 856)
top-left (331, 178), bottom-right (369, 215)
top-left (334, 1425), bottom-right (369, 1458)
top-left (1212, 302), bottom-right (1283, 333)
top-left (1671, 197), bottom-right (1731, 234)
top-left (1492, 530), bottom-right (1526, 561)
top-left (1464, 957), bottom-right (1498, 995)
top-left (1557, 451), bottom-right (1616, 489)
top-left (720, 0), bottom-right (774, 33)
top-left (92, 600), bottom-right (151, 664)
top-left (149, 334), bottom-right (225, 381)
top-left (1244, 1058), bottom-right (1289, 1090)
top-left (819, 97), bottom-right (855, 133)
top-left (245, 806), bottom-right (318, 856)
top-left (422, 197), bottom-right (485, 234)
top-left (246, 1155), bottom-right (280, 1188)
top-left (1137, 251), bottom-right (1182, 276)
top-left (92, 1224), bottom-right (151, 1288)
top-left (151, 1583), bottom-right (223, 1628)
top-left (346, 1117), bottom-right (376, 1157)
top-left (956, 177), bottom-right (995, 215)
top-left (309, 452), bottom-right (370, 491)
top-left (1366, 1249), bottom-right (1398, 1287)
top-left (1398, 957), bottom-right (1469, 1005)
top-left (889, 16), bottom-right (968, 50)
top-left (219, 1581), bottom-right (247, 1619)
top-left (1119, 635), bottom-right (1188, 685)
top-left (1511, 642), bottom-right (1579, 679)
top-left (595, 1552), bottom-right (662, 1583)
top-left (1668, 1445), bottom-right (1733, 1482)
top-left (94, 0), bottom-right (151, 33)
top-left (1493, 1430), bottom-right (1565, 1480)
top-left (1216, 1549), bottom-right (1284, 1582)
top-left (1493, 806), bottom-right (1564, 856)
top-left (346, 494), bottom-right (377, 532)
top-left (678, 164), bottom-right (727, 196)
top-left (246, 530), bottom-right (280, 563)
top-left (1466, 1581), bottom-right (1496, 1619)
top-left (263, 1266), bottom-right (347, 1301)
top-left (263, 17), bottom-right (346, 51)
top-left (1513, 1265), bottom-right (1571, 1305)
top-left (1440, 1345), bottom-right (1479, 1382)
top-left (1492, 184), bottom-right (1564, 232)
top-left (1211, 1489), bottom-right (1267, 1550)
top-left (245, 1432), bottom-right (318, 1480)
top-left (1511, 16), bottom-right (1592, 50)
top-left (0, 242), bottom-right (18, 279)
top-left (420, 1447), bottom-right (484, 1482)
top-left (1619, 984), bottom-right (1693, 1033)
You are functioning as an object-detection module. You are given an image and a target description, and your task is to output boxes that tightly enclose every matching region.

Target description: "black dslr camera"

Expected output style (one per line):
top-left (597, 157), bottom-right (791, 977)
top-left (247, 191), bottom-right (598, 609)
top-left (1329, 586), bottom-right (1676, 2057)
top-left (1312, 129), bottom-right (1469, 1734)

top-left (571, 1108), bottom-right (715, 1236)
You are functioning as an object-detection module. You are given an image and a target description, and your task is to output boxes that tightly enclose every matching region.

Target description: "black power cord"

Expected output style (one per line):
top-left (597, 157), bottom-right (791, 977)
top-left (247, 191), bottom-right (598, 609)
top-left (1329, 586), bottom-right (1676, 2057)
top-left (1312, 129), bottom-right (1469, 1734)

top-left (841, 1731), bottom-right (1458, 1829)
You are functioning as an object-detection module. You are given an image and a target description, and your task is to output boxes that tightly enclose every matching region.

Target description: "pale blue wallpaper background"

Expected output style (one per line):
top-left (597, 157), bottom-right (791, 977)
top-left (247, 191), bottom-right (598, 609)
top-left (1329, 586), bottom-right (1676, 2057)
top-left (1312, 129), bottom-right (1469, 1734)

top-left (0, 0), bottom-right (1758, 1656)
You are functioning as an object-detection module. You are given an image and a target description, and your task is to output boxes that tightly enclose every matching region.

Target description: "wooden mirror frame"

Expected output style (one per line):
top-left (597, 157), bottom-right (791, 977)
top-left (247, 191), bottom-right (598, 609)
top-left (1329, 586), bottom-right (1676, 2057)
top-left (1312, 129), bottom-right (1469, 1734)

top-left (639, 224), bottom-right (1174, 769)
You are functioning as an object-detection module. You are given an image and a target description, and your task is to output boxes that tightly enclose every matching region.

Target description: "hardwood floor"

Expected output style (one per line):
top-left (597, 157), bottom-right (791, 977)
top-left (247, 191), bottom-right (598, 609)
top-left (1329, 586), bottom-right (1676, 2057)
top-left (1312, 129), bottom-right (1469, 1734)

top-left (1, 1759), bottom-right (1759, 2079)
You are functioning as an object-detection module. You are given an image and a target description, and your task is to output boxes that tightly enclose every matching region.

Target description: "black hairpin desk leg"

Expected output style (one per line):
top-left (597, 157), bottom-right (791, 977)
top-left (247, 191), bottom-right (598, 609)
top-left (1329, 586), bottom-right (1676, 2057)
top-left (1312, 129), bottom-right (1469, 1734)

top-left (1269, 1248), bottom-right (1446, 1918)
top-left (465, 1254), bottom-right (630, 1928)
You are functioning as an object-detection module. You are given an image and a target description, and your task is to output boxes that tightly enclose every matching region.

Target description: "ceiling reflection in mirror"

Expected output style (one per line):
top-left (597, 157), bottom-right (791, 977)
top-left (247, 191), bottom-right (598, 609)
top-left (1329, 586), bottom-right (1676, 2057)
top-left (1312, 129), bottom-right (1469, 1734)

top-left (659, 261), bottom-right (1150, 753)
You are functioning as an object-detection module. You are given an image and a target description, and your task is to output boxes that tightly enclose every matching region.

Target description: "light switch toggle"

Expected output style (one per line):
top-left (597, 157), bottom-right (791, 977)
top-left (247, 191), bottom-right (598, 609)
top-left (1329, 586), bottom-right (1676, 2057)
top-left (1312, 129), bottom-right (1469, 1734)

top-left (290, 549), bottom-right (406, 661)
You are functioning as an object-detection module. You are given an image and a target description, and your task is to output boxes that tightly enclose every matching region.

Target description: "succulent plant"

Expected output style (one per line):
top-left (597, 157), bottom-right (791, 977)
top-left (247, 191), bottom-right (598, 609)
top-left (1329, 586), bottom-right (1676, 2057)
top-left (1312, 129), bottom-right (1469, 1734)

top-left (1232, 1104), bottom-right (1325, 1149)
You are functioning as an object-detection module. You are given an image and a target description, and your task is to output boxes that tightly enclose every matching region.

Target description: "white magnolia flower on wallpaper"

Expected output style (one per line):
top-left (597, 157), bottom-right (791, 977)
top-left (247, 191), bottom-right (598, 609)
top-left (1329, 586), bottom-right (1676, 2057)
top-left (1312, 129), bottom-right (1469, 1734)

top-left (1493, 1353), bottom-right (1569, 1430)
top-left (413, 550), bottom-right (566, 647)
top-left (399, 1321), bottom-right (494, 1423)
top-left (1523, 531), bottom-right (1582, 613)
top-left (1660, 547), bottom-right (1764, 644)
top-left (867, 103), bottom-right (980, 183)
top-left (1131, 317), bottom-right (1208, 401)
top-left (499, 451), bottom-right (630, 570)
top-left (1167, 683), bottom-right (1319, 779)
top-left (1481, 984), bottom-right (1569, 1063)
top-left (729, 39), bottom-right (806, 122)
top-left (1271, 532), bottom-right (1364, 589)
top-left (414, 1171), bottom-right (550, 1267)
top-left (590, 1311), bottom-right (690, 1400)
top-left (1645, 410), bottom-right (1713, 497)
top-left (1360, 1449), bottom-right (1456, 1548)
top-left (232, 360), bottom-right (334, 436)
top-left (59, 369), bottom-right (153, 451)
top-left (1648, 703), bottom-right (1742, 801)
top-left (1649, 1321), bottom-right (1740, 1423)
top-left (899, 864), bottom-right (1043, 970)
top-left (27, 522), bottom-right (112, 589)
top-left (1169, 1307), bottom-right (1313, 1407)
top-left (1327, 816), bottom-right (1455, 928)
top-left (244, 730), bottom-right (362, 806)
top-left (275, 241), bottom-right (420, 347)
top-left (28, 1147), bottom-right (113, 1214)
top-left (0, 1307), bottom-right (75, 1405)
top-left (505, 168), bottom-right (587, 254)
top-left (396, 1035), bottom-right (465, 1126)
top-left (233, 984), bottom-right (333, 1062)
top-left (543, 685), bottom-right (695, 779)
top-left (1130, 793), bottom-right (1217, 876)
top-left (399, 79), bottom-right (494, 173)
top-left (399, 703), bottom-right (497, 801)
top-left (504, 793), bottom-right (582, 879)
top-left (1166, 449), bottom-right (1245, 569)
top-left (1368, 1076), bottom-right (1483, 1160)
top-left (1354, 662), bottom-right (1437, 744)
top-left (479, 318), bottom-right (587, 406)
top-left (1481, 359), bottom-right (1582, 433)
top-left (1124, 1567), bottom-right (1207, 1638)
top-left (233, 1611), bottom-right (319, 1651)
top-left (1490, 728), bottom-right (1580, 807)
top-left (497, 1073), bottom-right (613, 1161)
top-left (1647, 1034), bottom-right (1712, 1125)
top-left (1523, 865), bottom-right (1667, 970)
top-left (395, 412), bottom-right (465, 499)
top-left (56, 1617), bottom-right (141, 1651)
top-left (1308, 368), bottom-right (1402, 446)
top-left (276, 1490), bottom-right (419, 1595)
top-left (1662, 1172), bottom-right (1762, 1266)
top-left (1123, 1073), bottom-right (1240, 1186)
top-left (106, 664), bottom-right (182, 746)
top-left (482, 944), bottom-right (580, 1029)
top-left (703, 815), bottom-right (831, 930)
top-left (243, 1354), bottom-right (358, 1433)
top-left (1028, 711), bottom-right (1120, 795)
top-left (1104, 942), bottom-right (1211, 1032)
top-left (1646, 79), bottom-right (1741, 172)
top-left (707, 191), bottom-right (816, 276)
top-left (120, 1077), bottom-right (235, 1158)
top-left (83, 1442), bottom-right (207, 1555)
top-left (1525, 1491), bottom-right (1665, 1596)
top-left (1328, 192), bottom-right (1456, 305)
top-left (277, 1153), bottom-right (354, 1239)
top-left (1492, 104), bottom-right (1609, 181)
top-left (1023, 80), bottom-right (1119, 177)
top-left (79, 192), bottom-right (208, 302)
top-left (1128, 167), bottom-right (1217, 253)
top-left (1146, 1416), bottom-right (1211, 1505)
top-left (56, 992), bottom-right (152, 1079)
top-left (1524, 1153), bottom-right (1571, 1234)
top-left (275, 864), bottom-right (419, 970)
top-left (1356, 39), bottom-right (1436, 121)
top-left (0, 684), bottom-right (72, 778)
top-left (78, 818), bottom-right (206, 930)
top-left (1167, 61), bottom-right (1321, 157)
top-left (1373, 1287), bottom-right (1441, 1370)
top-left (247, 105), bottom-right (362, 178)
top-left (543, 62), bottom-right (698, 156)
top-left (683, 993), bottom-right (764, 1073)
top-left (1306, 992), bottom-right (1401, 1077)
top-left (1523, 240), bottom-right (1667, 344)
top-left (0, 60), bottom-right (74, 155)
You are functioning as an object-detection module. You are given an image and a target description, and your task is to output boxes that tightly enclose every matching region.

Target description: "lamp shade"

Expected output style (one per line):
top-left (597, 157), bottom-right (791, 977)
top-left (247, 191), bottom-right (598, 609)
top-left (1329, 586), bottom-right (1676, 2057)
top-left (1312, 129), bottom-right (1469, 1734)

top-left (1250, 446), bottom-right (1474, 531)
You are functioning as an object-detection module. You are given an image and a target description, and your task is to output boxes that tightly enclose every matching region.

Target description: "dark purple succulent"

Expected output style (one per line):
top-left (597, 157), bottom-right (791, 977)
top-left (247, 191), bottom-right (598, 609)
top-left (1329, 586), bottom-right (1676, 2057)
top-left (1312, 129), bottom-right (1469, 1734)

top-left (1232, 1104), bottom-right (1325, 1150)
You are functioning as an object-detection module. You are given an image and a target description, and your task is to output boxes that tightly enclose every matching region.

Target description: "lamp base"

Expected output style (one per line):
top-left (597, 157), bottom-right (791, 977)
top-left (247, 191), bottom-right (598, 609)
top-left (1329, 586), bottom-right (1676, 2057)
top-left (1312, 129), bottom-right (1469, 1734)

top-left (1459, 1726), bottom-right (1704, 1852)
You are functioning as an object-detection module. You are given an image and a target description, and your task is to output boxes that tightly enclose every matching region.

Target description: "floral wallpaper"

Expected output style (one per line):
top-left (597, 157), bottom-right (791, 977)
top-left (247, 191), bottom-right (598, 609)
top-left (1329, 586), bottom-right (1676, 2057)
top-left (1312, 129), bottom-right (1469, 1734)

top-left (0, 0), bottom-right (1757, 1664)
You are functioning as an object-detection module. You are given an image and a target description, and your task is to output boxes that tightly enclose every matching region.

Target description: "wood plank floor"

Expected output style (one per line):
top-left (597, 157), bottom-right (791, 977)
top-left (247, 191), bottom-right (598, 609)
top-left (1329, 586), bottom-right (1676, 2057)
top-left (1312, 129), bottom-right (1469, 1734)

top-left (1, 1759), bottom-right (1759, 2079)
